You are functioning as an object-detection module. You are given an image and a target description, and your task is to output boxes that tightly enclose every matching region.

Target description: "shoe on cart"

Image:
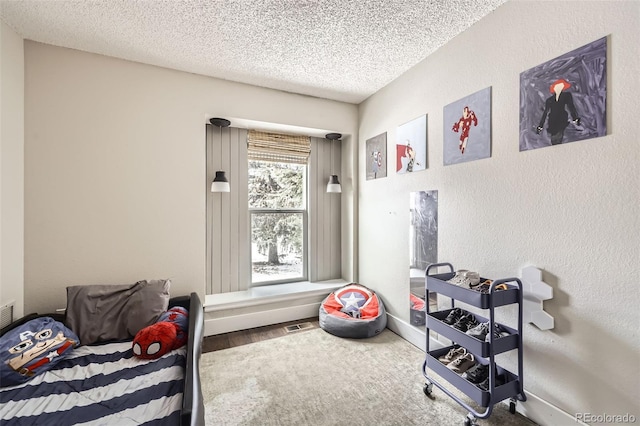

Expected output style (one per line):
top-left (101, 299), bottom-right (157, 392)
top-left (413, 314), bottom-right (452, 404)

top-left (447, 270), bottom-right (480, 287)
top-left (446, 270), bottom-right (469, 285)
top-left (438, 346), bottom-right (466, 365)
top-left (447, 353), bottom-right (475, 374)
top-left (443, 308), bottom-right (464, 325)
top-left (485, 323), bottom-right (510, 341)
top-left (462, 363), bottom-right (489, 384)
top-left (477, 373), bottom-right (505, 391)
top-left (466, 322), bottom-right (490, 340)
top-left (453, 314), bottom-right (478, 331)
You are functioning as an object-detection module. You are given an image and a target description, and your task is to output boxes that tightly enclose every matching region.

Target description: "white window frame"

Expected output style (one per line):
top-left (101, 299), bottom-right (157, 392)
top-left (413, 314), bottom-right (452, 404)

top-left (248, 160), bottom-right (308, 286)
top-left (249, 207), bottom-right (309, 286)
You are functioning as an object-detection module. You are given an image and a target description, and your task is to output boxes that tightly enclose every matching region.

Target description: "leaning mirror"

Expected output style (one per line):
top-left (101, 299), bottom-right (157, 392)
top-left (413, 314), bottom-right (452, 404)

top-left (409, 190), bottom-right (438, 327)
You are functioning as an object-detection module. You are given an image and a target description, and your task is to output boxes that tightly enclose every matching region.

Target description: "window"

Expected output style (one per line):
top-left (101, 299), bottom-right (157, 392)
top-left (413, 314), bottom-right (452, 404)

top-left (248, 160), bottom-right (307, 284)
top-left (206, 126), bottom-right (340, 294)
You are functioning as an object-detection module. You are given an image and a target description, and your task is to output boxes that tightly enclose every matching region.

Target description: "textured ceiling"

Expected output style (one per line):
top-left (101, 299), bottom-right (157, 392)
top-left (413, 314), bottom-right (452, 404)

top-left (0, 0), bottom-right (507, 104)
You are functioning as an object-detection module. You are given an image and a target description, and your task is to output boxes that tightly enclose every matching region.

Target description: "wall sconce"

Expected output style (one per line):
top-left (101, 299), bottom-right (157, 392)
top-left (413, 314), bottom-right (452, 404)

top-left (210, 117), bottom-right (231, 193)
top-left (325, 132), bottom-right (342, 193)
top-left (211, 171), bottom-right (230, 192)
top-left (327, 175), bottom-right (341, 193)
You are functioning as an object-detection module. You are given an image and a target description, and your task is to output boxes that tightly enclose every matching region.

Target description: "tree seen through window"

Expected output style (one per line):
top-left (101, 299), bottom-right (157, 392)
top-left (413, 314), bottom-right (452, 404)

top-left (248, 160), bottom-right (306, 284)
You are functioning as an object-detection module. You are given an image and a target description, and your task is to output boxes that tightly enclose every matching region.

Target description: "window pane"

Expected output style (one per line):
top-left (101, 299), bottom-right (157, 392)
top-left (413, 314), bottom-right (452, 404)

top-left (251, 212), bottom-right (304, 283)
top-left (248, 161), bottom-right (305, 209)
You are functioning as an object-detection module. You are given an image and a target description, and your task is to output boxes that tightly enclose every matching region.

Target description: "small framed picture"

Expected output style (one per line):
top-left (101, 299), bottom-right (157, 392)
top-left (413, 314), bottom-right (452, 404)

top-left (443, 87), bottom-right (492, 165)
top-left (396, 115), bottom-right (427, 174)
top-left (366, 132), bottom-right (387, 180)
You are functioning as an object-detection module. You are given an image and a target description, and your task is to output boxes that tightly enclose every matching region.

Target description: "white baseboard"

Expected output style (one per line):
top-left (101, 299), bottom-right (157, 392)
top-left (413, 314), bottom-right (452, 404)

top-left (515, 390), bottom-right (586, 426)
top-left (204, 302), bottom-right (321, 336)
top-left (385, 313), bottom-right (444, 352)
top-left (385, 313), bottom-right (582, 426)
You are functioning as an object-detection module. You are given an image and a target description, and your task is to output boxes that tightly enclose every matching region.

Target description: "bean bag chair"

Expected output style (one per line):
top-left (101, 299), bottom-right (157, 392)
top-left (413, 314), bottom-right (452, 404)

top-left (319, 283), bottom-right (387, 338)
top-left (410, 293), bottom-right (426, 326)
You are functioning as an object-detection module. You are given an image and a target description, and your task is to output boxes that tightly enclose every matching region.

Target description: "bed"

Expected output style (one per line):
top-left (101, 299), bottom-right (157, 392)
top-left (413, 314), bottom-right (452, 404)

top-left (0, 284), bottom-right (204, 426)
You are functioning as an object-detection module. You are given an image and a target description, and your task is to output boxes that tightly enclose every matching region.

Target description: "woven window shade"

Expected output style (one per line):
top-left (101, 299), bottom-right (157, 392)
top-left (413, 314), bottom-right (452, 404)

top-left (247, 130), bottom-right (311, 164)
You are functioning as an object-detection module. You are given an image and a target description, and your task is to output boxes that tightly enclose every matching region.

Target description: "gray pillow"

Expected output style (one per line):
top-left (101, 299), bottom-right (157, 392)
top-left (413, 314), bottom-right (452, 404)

top-left (65, 279), bottom-right (171, 345)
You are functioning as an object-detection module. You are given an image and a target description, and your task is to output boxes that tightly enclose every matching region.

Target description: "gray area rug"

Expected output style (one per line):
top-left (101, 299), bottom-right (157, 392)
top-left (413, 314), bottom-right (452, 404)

top-left (201, 328), bottom-right (535, 426)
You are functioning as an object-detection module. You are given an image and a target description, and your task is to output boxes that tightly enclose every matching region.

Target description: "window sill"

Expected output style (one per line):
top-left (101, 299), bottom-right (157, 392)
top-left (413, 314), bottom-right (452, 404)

top-left (204, 279), bottom-right (348, 312)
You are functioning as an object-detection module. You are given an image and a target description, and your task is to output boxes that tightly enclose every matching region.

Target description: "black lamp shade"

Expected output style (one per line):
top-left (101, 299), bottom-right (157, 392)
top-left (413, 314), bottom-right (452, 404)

top-left (327, 175), bottom-right (341, 193)
top-left (211, 171), bottom-right (230, 192)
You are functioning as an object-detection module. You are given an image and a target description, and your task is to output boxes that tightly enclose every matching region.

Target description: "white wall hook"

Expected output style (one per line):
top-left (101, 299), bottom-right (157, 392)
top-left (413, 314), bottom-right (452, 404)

top-left (520, 265), bottom-right (554, 330)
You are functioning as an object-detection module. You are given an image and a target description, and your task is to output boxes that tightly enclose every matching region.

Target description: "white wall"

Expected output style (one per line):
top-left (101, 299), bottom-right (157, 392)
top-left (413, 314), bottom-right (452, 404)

top-left (358, 0), bottom-right (639, 422)
top-left (0, 21), bottom-right (24, 319)
top-left (23, 41), bottom-right (358, 314)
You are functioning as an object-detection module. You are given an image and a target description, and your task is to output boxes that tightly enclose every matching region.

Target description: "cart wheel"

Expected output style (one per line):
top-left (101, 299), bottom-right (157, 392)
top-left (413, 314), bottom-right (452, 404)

top-left (509, 400), bottom-right (517, 414)
top-left (423, 382), bottom-right (433, 396)
top-left (465, 414), bottom-right (477, 426)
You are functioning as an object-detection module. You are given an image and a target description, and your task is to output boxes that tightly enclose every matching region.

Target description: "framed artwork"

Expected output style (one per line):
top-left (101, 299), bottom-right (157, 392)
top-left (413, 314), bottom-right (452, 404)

top-left (519, 36), bottom-right (607, 151)
top-left (366, 132), bottom-right (387, 180)
top-left (396, 115), bottom-right (427, 174)
top-left (443, 87), bottom-right (492, 165)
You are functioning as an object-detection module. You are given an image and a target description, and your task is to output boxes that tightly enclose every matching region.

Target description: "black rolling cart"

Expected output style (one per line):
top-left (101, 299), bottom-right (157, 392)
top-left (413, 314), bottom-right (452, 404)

top-left (421, 263), bottom-right (526, 426)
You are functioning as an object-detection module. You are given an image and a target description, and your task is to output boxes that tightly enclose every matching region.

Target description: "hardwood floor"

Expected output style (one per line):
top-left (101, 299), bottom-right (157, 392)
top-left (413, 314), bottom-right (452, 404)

top-left (202, 317), bottom-right (320, 353)
top-left (202, 295), bottom-right (436, 353)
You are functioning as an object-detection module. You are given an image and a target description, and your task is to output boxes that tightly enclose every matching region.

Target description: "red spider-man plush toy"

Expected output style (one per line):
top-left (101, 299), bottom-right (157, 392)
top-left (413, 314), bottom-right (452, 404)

top-left (132, 306), bottom-right (188, 359)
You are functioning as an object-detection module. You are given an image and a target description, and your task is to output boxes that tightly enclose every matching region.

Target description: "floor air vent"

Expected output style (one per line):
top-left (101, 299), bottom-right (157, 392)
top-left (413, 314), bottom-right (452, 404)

top-left (1, 300), bottom-right (15, 329)
top-left (284, 322), bottom-right (314, 333)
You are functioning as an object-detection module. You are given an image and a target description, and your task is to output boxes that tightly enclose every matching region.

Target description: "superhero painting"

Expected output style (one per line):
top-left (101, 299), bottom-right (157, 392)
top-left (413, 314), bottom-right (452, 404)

top-left (396, 115), bottom-right (427, 174)
top-left (443, 87), bottom-right (492, 165)
top-left (366, 132), bottom-right (387, 180)
top-left (519, 36), bottom-right (607, 151)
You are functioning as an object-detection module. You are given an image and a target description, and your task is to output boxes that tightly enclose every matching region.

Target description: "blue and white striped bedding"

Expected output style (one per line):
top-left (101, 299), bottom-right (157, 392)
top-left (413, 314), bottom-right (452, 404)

top-left (0, 341), bottom-right (186, 426)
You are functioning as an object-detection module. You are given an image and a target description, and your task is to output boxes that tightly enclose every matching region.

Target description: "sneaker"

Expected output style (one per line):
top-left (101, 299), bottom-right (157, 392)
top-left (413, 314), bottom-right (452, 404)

top-left (473, 281), bottom-right (508, 293)
top-left (453, 314), bottom-right (478, 332)
top-left (446, 269), bottom-right (469, 285)
top-left (438, 346), bottom-right (466, 365)
top-left (466, 322), bottom-right (490, 340)
top-left (485, 324), bottom-right (510, 342)
top-left (461, 363), bottom-right (489, 384)
top-left (473, 283), bottom-right (488, 293)
top-left (477, 373), bottom-right (506, 391)
top-left (447, 353), bottom-right (475, 374)
top-left (443, 308), bottom-right (463, 325)
top-left (447, 270), bottom-right (480, 287)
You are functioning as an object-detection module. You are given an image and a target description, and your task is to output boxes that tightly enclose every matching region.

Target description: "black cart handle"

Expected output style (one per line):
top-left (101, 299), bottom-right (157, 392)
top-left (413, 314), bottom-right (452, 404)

top-left (425, 262), bottom-right (454, 276)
